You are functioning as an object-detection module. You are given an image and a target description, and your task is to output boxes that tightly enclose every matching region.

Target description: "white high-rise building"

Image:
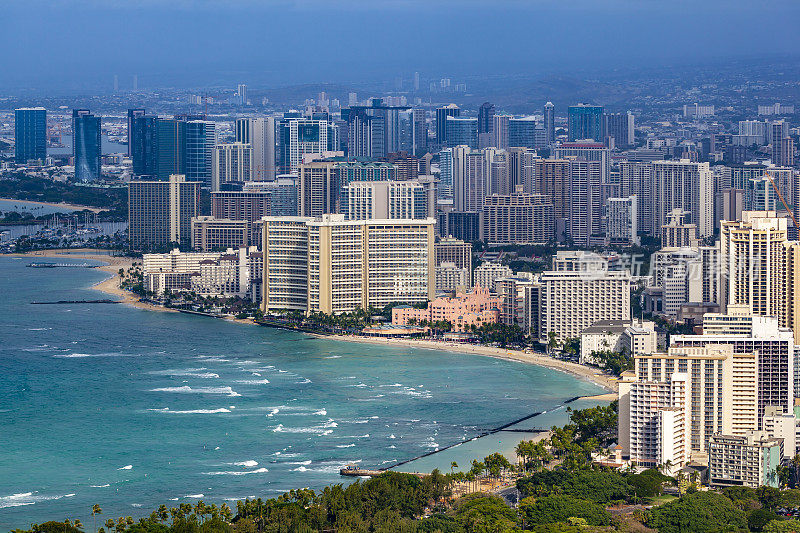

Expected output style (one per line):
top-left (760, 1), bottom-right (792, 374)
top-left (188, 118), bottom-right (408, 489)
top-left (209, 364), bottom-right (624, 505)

top-left (261, 215), bottom-right (435, 314)
top-left (212, 142), bottom-right (253, 191)
top-left (651, 160), bottom-right (713, 237)
top-left (236, 117), bottom-right (276, 181)
top-left (473, 262), bottom-right (513, 291)
top-left (606, 196), bottom-right (639, 245)
top-left (533, 252), bottom-right (631, 343)
top-left (344, 180), bottom-right (426, 221)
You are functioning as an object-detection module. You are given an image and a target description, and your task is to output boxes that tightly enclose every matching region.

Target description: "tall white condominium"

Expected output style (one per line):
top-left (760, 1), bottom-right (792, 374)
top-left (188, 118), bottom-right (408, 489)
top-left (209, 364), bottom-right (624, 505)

top-left (261, 215), bottom-right (435, 314)
top-left (473, 262), bottom-right (513, 291)
top-left (492, 114), bottom-right (511, 150)
top-left (568, 160), bottom-right (603, 246)
top-left (606, 196), bottom-right (639, 245)
top-left (619, 306), bottom-right (793, 471)
top-left (344, 180), bottom-right (426, 220)
top-left (451, 146), bottom-right (488, 212)
top-left (236, 117), bottom-right (276, 180)
top-left (619, 161), bottom-right (653, 235)
top-left (651, 160), bottom-right (713, 237)
top-left (719, 211), bottom-right (787, 318)
top-left (619, 343), bottom-right (756, 473)
top-left (534, 251), bottom-right (631, 343)
top-left (287, 119), bottom-right (329, 173)
top-left (212, 142), bottom-right (253, 191)
top-left (672, 305), bottom-right (795, 429)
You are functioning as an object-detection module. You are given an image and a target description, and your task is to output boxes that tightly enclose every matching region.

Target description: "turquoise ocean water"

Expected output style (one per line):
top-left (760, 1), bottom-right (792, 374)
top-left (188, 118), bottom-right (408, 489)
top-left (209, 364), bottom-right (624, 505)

top-left (0, 256), bottom-right (604, 528)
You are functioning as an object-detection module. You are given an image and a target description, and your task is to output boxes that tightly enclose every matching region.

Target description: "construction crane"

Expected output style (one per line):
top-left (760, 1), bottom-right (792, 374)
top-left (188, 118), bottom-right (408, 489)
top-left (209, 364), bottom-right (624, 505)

top-left (766, 172), bottom-right (799, 229)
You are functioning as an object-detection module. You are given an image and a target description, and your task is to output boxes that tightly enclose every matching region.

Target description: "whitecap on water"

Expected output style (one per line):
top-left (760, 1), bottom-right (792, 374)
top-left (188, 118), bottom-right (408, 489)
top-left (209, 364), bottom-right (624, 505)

top-left (184, 494), bottom-right (204, 499)
top-left (233, 460), bottom-right (258, 467)
top-left (336, 444), bottom-right (355, 448)
top-left (0, 492), bottom-right (76, 509)
top-left (149, 369), bottom-right (220, 379)
top-left (202, 468), bottom-right (268, 476)
top-left (118, 465), bottom-right (133, 470)
top-left (147, 408), bottom-right (231, 414)
top-left (233, 379), bottom-right (270, 385)
top-left (148, 386), bottom-right (241, 397)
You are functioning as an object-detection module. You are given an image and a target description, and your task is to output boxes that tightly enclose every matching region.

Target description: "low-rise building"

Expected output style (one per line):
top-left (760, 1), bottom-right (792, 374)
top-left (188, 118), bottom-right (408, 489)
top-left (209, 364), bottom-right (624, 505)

top-left (580, 319), bottom-right (658, 365)
top-left (191, 216), bottom-right (251, 252)
top-left (392, 286), bottom-right (500, 332)
top-left (708, 432), bottom-right (782, 488)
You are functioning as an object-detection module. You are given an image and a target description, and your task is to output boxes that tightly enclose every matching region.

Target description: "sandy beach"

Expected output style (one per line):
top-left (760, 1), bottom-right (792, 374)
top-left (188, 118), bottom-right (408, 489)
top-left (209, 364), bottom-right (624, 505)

top-left (0, 197), bottom-right (104, 213)
top-left (10, 248), bottom-right (619, 393)
top-left (316, 334), bottom-right (618, 393)
top-left (9, 248), bottom-right (179, 314)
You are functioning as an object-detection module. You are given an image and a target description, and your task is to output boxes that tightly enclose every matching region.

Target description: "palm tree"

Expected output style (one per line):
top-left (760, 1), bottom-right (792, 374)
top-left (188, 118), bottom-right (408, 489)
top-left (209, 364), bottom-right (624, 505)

top-left (91, 505), bottom-right (102, 533)
top-left (74, 520), bottom-right (83, 530)
top-left (450, 461), bottom-right (458, 474)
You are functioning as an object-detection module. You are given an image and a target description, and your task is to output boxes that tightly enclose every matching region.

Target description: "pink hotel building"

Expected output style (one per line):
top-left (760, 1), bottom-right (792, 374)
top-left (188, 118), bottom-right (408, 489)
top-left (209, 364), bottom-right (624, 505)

top-left (391, 286), bottom-right (501, 332)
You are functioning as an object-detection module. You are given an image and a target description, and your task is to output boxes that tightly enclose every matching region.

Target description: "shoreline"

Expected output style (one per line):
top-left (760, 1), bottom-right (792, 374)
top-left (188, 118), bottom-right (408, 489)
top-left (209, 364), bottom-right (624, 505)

top-left (9, 248), bottom-right (619, 393)
top-left (310, 333), bottom-right (618, 393)
top-left (0, 197), bottom-right (104, 214)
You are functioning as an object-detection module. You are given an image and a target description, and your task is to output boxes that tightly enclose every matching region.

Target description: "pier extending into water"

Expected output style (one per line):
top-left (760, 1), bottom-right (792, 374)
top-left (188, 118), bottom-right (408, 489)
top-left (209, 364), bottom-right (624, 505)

top-left (31, 299), bottom-right (120, 305)
top-left (340, 396), bottom-right (584, 477)
top-left (27, 262), bottom-right (98, 268)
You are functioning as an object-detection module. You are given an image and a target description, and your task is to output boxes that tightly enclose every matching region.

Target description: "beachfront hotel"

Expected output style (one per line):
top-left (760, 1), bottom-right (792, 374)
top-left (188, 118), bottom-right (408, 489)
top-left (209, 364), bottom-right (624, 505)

top-left (531, 252), bottom-right (632, 343)
top-left (261, 214), bottom-right (435, 315)
top-left (128, 174), bottom-right (201, 250)
top-left (618, 306), bottom-right (795, 474)
top-left (391, 285), bottom-right (501, 332)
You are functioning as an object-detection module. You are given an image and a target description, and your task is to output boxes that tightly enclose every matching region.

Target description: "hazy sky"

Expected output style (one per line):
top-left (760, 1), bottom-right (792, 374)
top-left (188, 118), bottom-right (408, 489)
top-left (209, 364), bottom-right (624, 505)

top-left (2, 0), bottom-right (800, 91)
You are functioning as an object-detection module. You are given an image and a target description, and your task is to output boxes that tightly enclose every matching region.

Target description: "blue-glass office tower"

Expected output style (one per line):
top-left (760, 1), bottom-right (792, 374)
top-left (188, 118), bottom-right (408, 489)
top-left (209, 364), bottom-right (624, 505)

top-left (131, 115), bottom-right (157, 177)
top-left (508, 117), bottom-right (538, 148)
top-left (73, 109), bottom-right (102, 182)
top-left (478, 102), bottom-right (495, 135)
top-left (15, 107), bottom-right (47, 163)
top-left (436, 104), bottom-right (460, 144)
top-left (568, 104), bottom-right (603, 142)
top-left (186, 120), bottom-right (215, 187)
top-left (445, 117), bottom-right (477, 148)
top-left (156, 118), bottom-right (187, 180)
top-left (127, 109), bottom-right (145, 157)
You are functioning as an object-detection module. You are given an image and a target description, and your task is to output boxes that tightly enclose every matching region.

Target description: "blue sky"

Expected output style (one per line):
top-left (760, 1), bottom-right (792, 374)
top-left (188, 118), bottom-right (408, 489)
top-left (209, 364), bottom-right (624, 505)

top-left (2, 0), bottom-right (799, 90)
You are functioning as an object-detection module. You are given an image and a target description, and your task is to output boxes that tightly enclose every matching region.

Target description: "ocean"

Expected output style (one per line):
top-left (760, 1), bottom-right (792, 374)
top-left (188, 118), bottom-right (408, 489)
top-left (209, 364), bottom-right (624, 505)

top-left (0, 256), bottom-right (604, 528)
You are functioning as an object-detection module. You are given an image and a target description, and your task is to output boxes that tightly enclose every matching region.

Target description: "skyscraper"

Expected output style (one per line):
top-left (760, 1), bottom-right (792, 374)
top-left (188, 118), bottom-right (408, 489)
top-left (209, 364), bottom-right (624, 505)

top-left (127, 109), bottom-right (145, 157)
top-left (508, 117), bottom-right (538, 148)
top-left (131, 115), bottom-right (157, 177)
top-left (14, 107), bottom-right (47, 164)
top-left (236, 117), bottom-right (275, 180)
top-left (602, 111), bottom-right (635, 148)
top-left (156, 118), bottom-right (187, 180)
top-left (543, 102), bottom-right (555, 146)
top-left (342, 99), bottom-right (409, 158)
top-left (436, 104), bottom-right (460, 145)
top-left (478, 102), bottom-right (495, 135)
top-left (128, 174), bottom-right (201, 250)
top-left (212, 142), bottom-right (252, 191)
top-left (72, 109), bottom-right (101, 182)
top-left (568, 104), bottom-right (603, 142)
top-left (492, 115), bottom-right (510, 150)
top-left (185, 120), bottom-right (215, 187)
top-left (277, 117), bottom-right (330, 173)
top-left (445, 117), bottom-right (477, 149)
top-left (412, 108), bottom-right (427, 156)
top-left (236, 84), bottom-right (248, 106)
